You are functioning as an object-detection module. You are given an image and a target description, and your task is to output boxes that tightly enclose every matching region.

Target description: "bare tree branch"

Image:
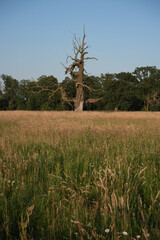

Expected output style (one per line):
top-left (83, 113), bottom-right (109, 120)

top-left (84, 57), bottom-right (98, 60)
top-left (31, 27), bottom-right (101, 111)
top-left (61, 27), bottom-right (101, 111)
top-left (85, 98), bottom-right (102, 103)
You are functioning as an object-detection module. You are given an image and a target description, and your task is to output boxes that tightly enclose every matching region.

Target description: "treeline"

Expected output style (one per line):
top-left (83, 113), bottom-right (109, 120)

top-left (0, 66), bottom-right (160, 111)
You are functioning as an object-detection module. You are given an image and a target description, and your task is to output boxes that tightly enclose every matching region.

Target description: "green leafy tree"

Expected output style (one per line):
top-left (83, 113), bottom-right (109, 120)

top-left (26, 80), bottom-right (40, 110)
top-left (16, 79), bottom-right (30, 110)
top-left (1, 74), bottom-right (19, 110)
top-left (83, 75), bottom-right (103, 110)
top-left (115, 72), bottom-right (138, 84)
top-left (102, 73), bottom-right (143, 111)
top-left (133, 66), bottom-right (160, 111)
top-left (61, 77), bottom-right (76, 110)
top-left (27, 75), bottom-right (62, 110)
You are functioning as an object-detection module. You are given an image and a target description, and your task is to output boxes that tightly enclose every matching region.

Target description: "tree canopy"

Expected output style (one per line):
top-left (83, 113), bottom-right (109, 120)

top-left (1, 66), bottom-right (160, 111)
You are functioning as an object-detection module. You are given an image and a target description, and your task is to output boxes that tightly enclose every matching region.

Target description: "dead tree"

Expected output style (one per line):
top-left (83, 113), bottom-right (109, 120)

top-left (63, 27), bottom-right (100, 111)
top-left (31, 28), bottom-right (101, 111)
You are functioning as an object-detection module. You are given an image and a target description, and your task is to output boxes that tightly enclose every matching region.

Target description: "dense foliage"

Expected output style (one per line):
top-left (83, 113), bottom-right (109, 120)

top-left (0, 66), bottom-right (160, 111)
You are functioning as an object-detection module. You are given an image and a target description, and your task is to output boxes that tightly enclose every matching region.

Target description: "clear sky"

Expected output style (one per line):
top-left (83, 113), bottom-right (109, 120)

top-left (0, 0), bottom-right (160, 82)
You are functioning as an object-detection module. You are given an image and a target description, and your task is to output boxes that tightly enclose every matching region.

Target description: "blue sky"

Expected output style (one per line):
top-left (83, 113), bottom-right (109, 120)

top-left (0, 0), bottom-right (160, 82)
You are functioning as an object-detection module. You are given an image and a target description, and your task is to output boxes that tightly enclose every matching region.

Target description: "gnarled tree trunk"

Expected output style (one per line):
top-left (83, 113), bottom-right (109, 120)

top-left (74, 85), bottom-right (84, 111)
top-left (32, 28), bottom-right (102, 111)
top-left (74, 61), bottom-right (84, 111)
top-left (64, 27), bottom-right (100, 111)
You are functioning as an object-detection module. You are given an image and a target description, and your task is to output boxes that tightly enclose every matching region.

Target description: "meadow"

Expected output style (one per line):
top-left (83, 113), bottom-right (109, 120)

top-left (0, 111), bottom-right (160, 240)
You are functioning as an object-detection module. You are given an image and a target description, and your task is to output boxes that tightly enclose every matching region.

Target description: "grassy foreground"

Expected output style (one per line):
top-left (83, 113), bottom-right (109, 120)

top-left (0, 111), bottom-right (160, 240)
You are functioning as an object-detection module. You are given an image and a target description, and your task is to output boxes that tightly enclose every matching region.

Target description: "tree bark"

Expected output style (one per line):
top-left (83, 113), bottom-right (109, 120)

top-left (74, 84), bottom-right (84, 111)
top-left (32, 28), bottom-right (102, 111)
top-left (64, 27), bottom-right (100, 111)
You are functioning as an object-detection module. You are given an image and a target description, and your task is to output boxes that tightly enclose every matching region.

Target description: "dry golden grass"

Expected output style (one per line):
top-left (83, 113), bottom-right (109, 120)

top-left (1, 110), bottom-right (160, 160)
top-left (1, 110), bottom-right (160, 145)
top-left (1, 110), bottom-right (160, 121)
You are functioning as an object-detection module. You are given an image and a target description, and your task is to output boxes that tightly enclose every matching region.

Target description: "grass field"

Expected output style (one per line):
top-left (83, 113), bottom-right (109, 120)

top-left (0, 111), bottom-right (160, 240)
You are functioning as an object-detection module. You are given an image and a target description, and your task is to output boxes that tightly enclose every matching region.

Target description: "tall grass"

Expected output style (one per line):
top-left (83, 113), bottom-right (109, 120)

top-left (0, 111), bottom-right (160, 239)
